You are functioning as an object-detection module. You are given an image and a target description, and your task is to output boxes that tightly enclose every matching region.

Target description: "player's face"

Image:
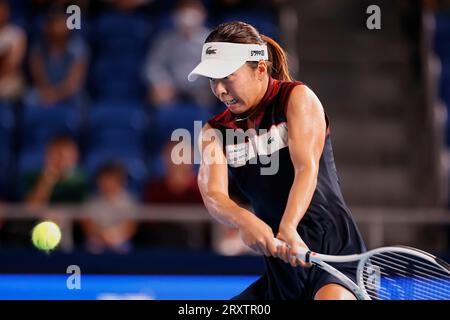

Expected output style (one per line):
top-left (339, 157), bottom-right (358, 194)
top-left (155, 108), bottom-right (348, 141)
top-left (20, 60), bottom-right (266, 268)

top-left (209, 63), bottom-right (266, 114)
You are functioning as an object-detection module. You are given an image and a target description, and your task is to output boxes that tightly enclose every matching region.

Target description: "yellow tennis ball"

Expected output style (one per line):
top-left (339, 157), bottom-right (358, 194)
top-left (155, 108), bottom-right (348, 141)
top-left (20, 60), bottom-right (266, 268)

top-left (31, 221), bottom-right (61, 252)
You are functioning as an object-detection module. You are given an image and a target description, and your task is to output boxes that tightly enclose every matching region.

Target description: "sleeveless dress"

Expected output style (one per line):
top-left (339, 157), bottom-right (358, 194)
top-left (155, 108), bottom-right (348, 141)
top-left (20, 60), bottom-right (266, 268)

top-left (208, 77), bottom-right (366, 299)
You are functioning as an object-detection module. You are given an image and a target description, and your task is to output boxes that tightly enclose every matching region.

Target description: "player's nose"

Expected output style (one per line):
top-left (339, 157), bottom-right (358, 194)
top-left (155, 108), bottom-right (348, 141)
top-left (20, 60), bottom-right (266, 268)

top-left (212, 80), bottom-right (227, 97)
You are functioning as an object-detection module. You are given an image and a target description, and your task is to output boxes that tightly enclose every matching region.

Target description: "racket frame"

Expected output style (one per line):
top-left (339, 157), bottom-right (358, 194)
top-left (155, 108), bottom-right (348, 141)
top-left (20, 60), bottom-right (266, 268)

top-left (273, 239), bottom-right (450, 300)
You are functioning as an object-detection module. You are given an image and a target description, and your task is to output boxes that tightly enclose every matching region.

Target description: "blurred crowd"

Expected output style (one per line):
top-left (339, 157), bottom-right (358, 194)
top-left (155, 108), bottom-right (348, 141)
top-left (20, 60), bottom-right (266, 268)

top-left (0, 0), bottom-right (285, 254)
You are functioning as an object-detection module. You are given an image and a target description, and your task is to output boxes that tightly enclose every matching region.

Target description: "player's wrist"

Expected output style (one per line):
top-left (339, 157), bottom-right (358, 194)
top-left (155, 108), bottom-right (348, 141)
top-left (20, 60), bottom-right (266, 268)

top-left (278, 222), bottom-right (298, 234)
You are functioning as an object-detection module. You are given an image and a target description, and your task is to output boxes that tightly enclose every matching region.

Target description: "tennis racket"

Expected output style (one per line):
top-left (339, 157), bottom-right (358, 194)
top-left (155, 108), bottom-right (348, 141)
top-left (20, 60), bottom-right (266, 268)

top-left (274, 238), bottom-right (450, 300)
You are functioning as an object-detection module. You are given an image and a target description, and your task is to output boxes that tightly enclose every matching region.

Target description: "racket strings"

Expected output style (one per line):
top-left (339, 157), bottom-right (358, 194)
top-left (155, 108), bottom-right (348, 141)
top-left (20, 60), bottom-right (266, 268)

top-left (362, 267), bottom-right (444, 295)
top-left (361, 268), bottom-right (438, 300)
top-left (360, 251), bottom-right (450, 300)
top-left (362, 272), bottom-right (445, 300)
top-left (363, 253), bottom-right (450, 300)
top-left (362, 272), bottom-right (442, 300)
top-left (370, 254), bottom-right (450, 288)
top-left (364, 262), bottom-right (449, 300)
top-left (388, 251), bottom-right (450, 280)
top-left (367, 256), bottom-right (448, 288)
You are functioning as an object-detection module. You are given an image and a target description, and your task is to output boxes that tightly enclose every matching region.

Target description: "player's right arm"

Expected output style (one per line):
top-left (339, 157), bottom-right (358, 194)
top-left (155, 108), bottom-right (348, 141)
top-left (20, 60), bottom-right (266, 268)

top-left (197, 123), bottom-right (277, 256)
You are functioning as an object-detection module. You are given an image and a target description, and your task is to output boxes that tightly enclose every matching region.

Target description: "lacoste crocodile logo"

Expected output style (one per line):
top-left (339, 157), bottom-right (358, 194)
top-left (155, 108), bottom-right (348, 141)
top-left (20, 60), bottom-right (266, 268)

top-left (205, 46), bottom-right (217, 55)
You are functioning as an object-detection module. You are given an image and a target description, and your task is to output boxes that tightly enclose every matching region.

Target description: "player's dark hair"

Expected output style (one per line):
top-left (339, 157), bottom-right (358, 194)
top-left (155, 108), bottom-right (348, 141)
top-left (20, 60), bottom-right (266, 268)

top-left (205, 21), bottom-right (293, 81)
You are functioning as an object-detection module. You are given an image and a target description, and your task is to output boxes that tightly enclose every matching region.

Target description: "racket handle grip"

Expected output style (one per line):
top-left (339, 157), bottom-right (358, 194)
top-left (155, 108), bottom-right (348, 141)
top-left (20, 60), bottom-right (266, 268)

top-left (273, 238), bottom-right (308, 262)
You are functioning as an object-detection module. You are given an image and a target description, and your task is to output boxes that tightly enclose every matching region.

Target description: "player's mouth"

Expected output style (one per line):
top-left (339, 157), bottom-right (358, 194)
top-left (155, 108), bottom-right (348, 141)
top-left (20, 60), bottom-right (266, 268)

top-left (223, 98), bottom-right (239, 108)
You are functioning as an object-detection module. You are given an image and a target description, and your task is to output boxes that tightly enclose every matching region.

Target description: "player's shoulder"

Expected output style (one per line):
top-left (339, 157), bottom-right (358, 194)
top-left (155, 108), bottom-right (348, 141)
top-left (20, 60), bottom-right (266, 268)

top-left (285, 84), bottom-right (325, 126)
top-left (272, 78), bottom-right (315, 106)
top-left (289, 84), bottom-right (321, 107)
top-left (289, 84), bottom-right (318, 104)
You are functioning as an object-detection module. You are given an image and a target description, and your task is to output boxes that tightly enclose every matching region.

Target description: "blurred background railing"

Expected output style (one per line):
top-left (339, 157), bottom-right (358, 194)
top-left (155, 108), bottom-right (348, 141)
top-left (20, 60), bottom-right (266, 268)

top-left (1, 204), bottom-right (449, 252)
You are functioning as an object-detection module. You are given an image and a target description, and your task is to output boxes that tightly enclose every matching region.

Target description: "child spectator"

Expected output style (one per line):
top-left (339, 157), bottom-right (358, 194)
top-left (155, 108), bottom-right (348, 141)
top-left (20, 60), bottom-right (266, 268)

top-left (81, 161), bottom-right (138, 254)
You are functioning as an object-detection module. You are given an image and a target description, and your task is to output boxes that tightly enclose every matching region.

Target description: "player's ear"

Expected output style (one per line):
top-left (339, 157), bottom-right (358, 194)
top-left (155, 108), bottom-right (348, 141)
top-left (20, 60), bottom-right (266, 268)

top-left (256, 60), bottom-right (268, 79)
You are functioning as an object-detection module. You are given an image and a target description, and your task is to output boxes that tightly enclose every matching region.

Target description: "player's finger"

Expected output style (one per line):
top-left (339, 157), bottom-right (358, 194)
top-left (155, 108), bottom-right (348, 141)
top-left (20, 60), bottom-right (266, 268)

top-left (288, 245), bottom-right (300, 266)
top-left (277, 238), bottom-right (288, 263)
top-left (277, 243), bottom-right (289, 263)
top-left (289, 253), bottom-right (299, 267)
top-left (268, 240), bottom-right (278, 257)
top-left (290, 243), bottom-right (305, 267)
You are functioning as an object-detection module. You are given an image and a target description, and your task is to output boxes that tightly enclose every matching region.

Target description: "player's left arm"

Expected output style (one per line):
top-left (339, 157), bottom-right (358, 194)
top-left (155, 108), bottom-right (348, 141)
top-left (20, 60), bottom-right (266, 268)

top-left (277, 85), bottom-right (326, 267)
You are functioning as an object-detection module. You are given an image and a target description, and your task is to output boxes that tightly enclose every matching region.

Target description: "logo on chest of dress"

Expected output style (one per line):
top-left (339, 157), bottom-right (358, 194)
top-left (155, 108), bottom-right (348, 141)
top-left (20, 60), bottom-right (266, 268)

top-left (225, 122), bottom-right (288, 167)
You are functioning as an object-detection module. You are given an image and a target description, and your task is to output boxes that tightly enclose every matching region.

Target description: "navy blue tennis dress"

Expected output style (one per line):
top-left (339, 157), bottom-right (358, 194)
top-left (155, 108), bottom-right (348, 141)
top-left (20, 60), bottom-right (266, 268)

top-left (208, 77), bottom-right (366, 300)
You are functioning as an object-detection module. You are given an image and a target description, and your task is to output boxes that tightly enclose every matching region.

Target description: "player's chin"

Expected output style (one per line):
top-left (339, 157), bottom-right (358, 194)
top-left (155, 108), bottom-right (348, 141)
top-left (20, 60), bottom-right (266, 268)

top-left (227, 103), bottom-right (247, 113)
top-left (227, 105), bottom-right (241, 113)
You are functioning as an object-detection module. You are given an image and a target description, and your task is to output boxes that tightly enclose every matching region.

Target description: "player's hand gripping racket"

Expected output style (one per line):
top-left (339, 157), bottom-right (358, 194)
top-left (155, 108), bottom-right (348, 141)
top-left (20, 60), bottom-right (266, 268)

top-left (274, 238), bottom-right (450, 300)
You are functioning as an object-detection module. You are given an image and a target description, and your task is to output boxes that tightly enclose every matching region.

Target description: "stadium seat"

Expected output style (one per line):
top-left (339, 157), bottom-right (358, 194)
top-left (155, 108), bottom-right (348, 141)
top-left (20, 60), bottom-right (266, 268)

top-left (90, 58), bottom-right (144, 102)
top-left (86, 106), bottom-right (148, 153)
top-left (146, 153), bottom-right (165, 180)
top-left (15, 146), bottom-right (45, 199)
top-left (17, 147), bottom-right (44, 177)
top-left (434, 13), bottom-right (450, 65)
top-left (88, 11), bottom-right (153, 102)
top-left (93, 11), bottom-right (153, 58)
top-left (219, 11), bottom-right (279, 39)
top-left (87, 104), bottom-right (148, 130)
top-left (90, 100), bottom-right (145, 110)
top-left (7, 0), bottom-right (27, 29)
top-left (440, 63), bottom-right (450, 106)
top-left (20, 105), bottom-right (82, 150)
top-left (0, 105), bottom-right (15, 200)
top-left (153, 103), bottom-right (211, 144)
top-left (0, 104), bottom-right (14, 152)
top-left (89, 53), bottom-right (147, 101)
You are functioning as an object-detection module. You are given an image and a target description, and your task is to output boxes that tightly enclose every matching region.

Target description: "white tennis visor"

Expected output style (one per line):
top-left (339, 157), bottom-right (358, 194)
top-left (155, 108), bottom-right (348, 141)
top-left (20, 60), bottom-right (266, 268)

top-left (187, 42), bottom-right (269, 82)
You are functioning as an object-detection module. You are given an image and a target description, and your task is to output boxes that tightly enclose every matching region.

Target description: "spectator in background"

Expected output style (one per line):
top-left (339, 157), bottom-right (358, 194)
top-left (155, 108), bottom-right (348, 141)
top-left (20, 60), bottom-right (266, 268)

top-left (144, 0), bottom-right (214, 109)
top-left (25, 135), bottom-right (87, 205)
top-left (27, 6), bottom-right (88, 108)
top-left (140, 140), bottom-right (207, 249)
top-left (81, 161), bottom-right (138, 254)
top-left (0, 0), bottom-right (26, 103)
top-left (0, 136), bottom-right (87, 247)
top-left (142, 140), bottom-right (248, 254)
top-left (143, 140), bottom-right (202, 204)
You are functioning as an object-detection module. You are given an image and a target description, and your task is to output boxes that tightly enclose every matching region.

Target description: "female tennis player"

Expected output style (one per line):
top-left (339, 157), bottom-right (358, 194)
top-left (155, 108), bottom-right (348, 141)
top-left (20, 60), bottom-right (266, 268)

top-left (189, 21), bottom-right (366, 300)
